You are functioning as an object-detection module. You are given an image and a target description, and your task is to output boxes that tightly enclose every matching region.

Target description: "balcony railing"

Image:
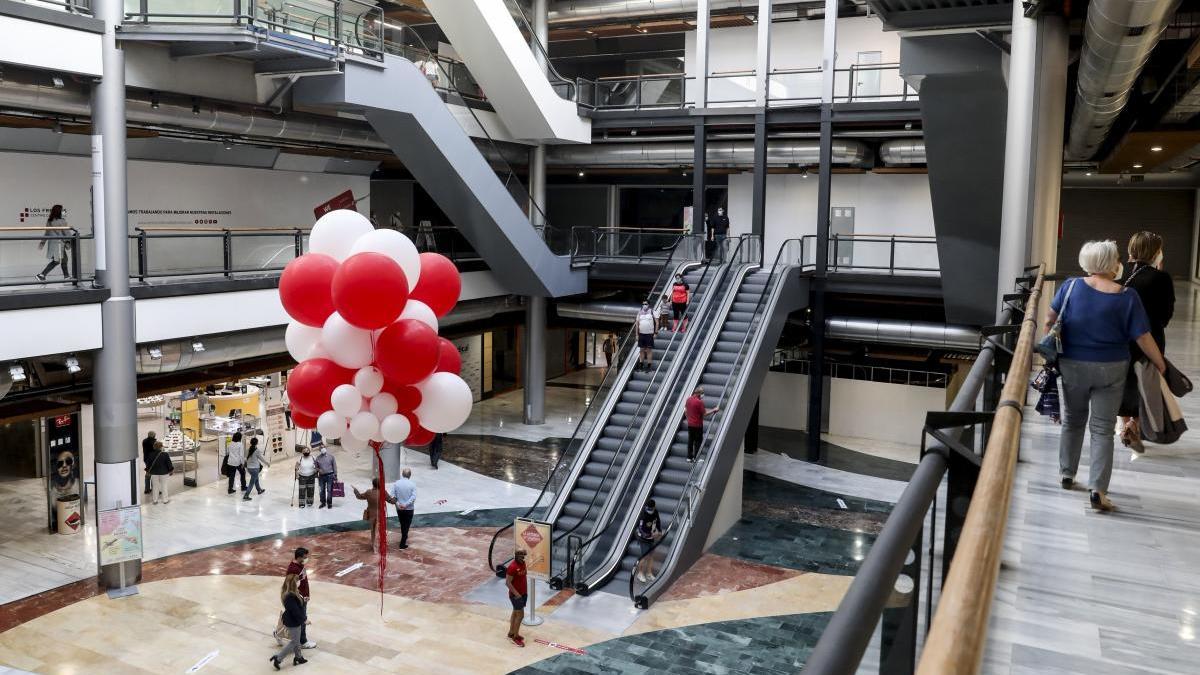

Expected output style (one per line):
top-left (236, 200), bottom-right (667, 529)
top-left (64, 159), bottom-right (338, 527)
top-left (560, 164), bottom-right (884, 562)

top-left (14, 0), bottom-right (92, 15)
top-left (569, 226), bottom-right (689, 266)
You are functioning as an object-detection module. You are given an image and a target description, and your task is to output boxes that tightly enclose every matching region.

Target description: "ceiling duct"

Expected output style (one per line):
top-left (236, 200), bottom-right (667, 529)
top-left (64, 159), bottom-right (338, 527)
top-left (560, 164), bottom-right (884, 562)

top-left (556, 300), bottom-right (641, 322)
top-left (548, 0), bottom-right (816, 24)
top-left (136, 330), bottom-right (286, 374)
top-left (878, 139), bottom-right (925, 165)
top-left (825, 317), bottom-right (979, 351)
top-left (1065, 0), bottom-right (1183, 160)
top-left (547, 139), bottom-right (872, 167)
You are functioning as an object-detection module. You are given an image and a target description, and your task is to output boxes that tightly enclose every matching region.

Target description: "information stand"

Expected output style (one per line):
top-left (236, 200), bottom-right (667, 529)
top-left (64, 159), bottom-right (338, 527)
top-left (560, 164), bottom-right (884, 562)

top-left (97, 503), bottom-right (143, 599)
top-left (513, 517), bottom-right (552, 627)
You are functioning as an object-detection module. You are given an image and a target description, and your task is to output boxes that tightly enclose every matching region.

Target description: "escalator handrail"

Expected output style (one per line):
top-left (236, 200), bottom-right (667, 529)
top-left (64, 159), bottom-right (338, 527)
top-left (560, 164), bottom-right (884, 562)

top-left (541, 255), bottom-right (725, 578)
top-left (498, 0), bottom-right (593, 104)
top-left (570, 235), bottom-right (763, 587)
top-left (628, 238), bottom-right (805, 605)
top-left (485, 235), bottom-right (703, 572)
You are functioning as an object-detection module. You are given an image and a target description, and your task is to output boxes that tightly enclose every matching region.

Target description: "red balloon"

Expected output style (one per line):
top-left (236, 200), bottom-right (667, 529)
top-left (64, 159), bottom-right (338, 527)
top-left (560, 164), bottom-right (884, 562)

top-left (291, 410), bottom-right (319, 429)
top-left (331, 252), bottom-right (410, 329)
top-left (405, 417), bottom-right (435, 447)
top-left (279, 253), bottom-right (339, 327)
top-left (435, 337), bottom-right (461, 375)
top-left (384, 382), bottom-right (422, 411)
top-left (375, 319), bottom-right (440, 385)
top-left (286, 358), bottom-right (353, 416)
top-left (408, 253), bottom-right (461, 317)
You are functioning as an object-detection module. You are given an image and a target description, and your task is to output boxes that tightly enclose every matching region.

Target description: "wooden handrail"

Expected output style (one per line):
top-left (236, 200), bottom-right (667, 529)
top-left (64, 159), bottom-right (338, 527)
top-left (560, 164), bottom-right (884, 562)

top-left (916, 267), bottom-right (1046, 675)
top-left (133, 226), bottom-right (308, 233)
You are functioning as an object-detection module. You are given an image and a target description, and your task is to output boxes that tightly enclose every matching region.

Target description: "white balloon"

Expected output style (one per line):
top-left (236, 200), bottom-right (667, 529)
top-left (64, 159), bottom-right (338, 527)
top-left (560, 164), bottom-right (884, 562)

top-left (414, 372), bottom-right (473, 433)
top-left (316, 411), bottom-right (347, 440)
top-left (322, 312), bottom-right (374, 369)
top-left (331, 384), bottom-right (363, 418)
top-left (354, 366), bottom-right (385, 397)
top-left (285, 321), bottom-right (323, 363)
top-left (369, 392), bottom-right (399, 419)
top-left (309, 343), bottom-right (331, 361)
top-left (340, 432), bottom-right (368, 452)
top-left (399, 300), bottom-right (439, 332)
top-left (308, 209), bottom-right (374, 261)
top-left (349, 228), bottom-right (421, 289)
top-left (380, 413), bottom-right (412, 444)
top-left (349, 411), bottom-right (380, 441)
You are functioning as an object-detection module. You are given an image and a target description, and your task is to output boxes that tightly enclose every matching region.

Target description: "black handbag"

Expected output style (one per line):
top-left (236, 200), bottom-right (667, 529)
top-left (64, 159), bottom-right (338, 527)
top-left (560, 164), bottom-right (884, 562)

top-left (221, 454), bottom-right (232, 477)
top-left (1036, 279), bottom-right (1077, 366)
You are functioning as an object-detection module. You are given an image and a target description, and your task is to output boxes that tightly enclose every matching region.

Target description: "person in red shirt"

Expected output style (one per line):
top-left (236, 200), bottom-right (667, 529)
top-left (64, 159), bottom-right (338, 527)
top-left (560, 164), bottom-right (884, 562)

top-left (685, 386), bottom-right (719, 462)
top-left (670, 274), bottom-right (690, 332)
top-left (505, 549), bottom-right (528, 647)
top-left (278, 547), bottom-right (317, 650)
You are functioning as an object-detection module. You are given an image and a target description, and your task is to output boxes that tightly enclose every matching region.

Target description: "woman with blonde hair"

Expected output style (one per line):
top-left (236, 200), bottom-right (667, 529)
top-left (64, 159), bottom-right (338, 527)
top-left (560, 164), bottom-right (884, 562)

top-left (1045, 240), bottom-right (1167, 511)
top-left (270, 574), bottom-right (309, 669)
top-left (1117, 231), bottom-right (1175, 452)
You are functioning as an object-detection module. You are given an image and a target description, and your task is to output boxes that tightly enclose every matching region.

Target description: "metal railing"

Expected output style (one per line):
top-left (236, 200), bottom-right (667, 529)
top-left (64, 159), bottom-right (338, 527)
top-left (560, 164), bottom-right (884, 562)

top-left (123, 0), bottom-right (385, 60)
top-left (802, 267), bottom-right (1045, 675)
top-left (570, 226), bottom-right (689, 266)
top-left (0, 227), bottom-right (87, 288)
top-left (798, 234), bottom-right (940, 276)
top-left (583, 63), bottom-right (916, 110)
top-left (485, 234), bottom-right (707, 575)
top-left (773, 356), bottom-right (950, 389)
top-left (498, 0), bottom-right (581, 105)
top-left (15, 0), bottom-right (92, 15)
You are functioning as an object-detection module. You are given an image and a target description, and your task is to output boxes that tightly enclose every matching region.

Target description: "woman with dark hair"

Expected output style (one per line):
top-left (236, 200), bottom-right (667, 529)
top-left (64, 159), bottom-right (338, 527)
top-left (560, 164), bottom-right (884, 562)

top-left (36, 205), bottom-right (72, 281)
top-left (1118, 231), bottom-right (1176, 452)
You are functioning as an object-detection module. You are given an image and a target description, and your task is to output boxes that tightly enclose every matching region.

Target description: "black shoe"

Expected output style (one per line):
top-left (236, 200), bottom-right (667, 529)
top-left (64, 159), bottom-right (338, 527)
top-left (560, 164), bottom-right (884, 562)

top-left (398, 543), bottom-right (408, 550)
top-left (318, 503), bottom-right (325, 509)
top-left (299, 504), bottom-right (305, 508)
top-left (270, 656), bottom-right (281, 671)
top-left (242, 495), bottom-right (252, 501)
top-left (227, 490), bottom-right (235, 494)
top-left (294, 656), bottom-right (308, 666)
top-left (258, 489), bottom-right (266, 495)
top-left (1061, 477), bottom-right (1074, 490)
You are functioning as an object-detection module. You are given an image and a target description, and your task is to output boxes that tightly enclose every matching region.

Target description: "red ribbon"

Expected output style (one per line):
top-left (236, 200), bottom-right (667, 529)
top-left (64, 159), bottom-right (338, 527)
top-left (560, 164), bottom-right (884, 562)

top-left (370, 440), bottom-right (387, 615)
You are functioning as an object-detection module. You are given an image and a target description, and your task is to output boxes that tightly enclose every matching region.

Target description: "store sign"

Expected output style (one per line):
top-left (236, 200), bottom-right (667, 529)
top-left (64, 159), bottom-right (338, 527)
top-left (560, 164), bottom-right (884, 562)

top-left (513, 517), bottom-right (552, 580)
top-left (46, 412), bottom-right (81, 533)
top-left (98, 506), bottom-right (143, 566)
top-left (452, 335), bottom-right (483, 402)
top-left (314, 190), bottom-right (357, 218)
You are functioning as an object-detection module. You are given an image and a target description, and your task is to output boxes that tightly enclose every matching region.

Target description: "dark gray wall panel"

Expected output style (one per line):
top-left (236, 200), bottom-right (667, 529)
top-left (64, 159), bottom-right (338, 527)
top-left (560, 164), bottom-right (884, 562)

top-left (1058, 189), bottom-right (1194, 277)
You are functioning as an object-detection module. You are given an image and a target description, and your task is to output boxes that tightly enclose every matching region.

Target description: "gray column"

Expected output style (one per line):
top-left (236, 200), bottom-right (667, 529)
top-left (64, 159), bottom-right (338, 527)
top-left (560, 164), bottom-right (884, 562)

top-left (605, 185), bottom-right (620, 257)
top-left (754, 0), bottom-right (771, 107)
top-left (532, 0), bottom-right (548, 70)
top-left (997, 0), bottom-right (1039, 317)
top-left (750, 0), bottom-right (771, 240)
top-left (1031, 16), bottom-right (1067, 278)
top-left (692, 120), bottom-right (707, 236)
top-left (523, 296), bottom-right (547, 424)
top-left (694, 0), bottom-right (710, 108)
top-left (93, 0), bottom-right (141, 587)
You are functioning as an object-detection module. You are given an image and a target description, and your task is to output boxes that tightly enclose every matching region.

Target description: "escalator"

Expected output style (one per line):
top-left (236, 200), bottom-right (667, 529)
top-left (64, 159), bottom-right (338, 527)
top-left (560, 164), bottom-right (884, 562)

top-left (574, 240), bottom-right (810, 604)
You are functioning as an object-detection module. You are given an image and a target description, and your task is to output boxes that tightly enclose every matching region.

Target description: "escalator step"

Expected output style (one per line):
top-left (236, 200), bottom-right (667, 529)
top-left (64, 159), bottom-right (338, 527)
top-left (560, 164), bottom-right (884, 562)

top-left (659, 468), bottom-right (691, 484)
top-left (653, 483), bottom-right (685, 501)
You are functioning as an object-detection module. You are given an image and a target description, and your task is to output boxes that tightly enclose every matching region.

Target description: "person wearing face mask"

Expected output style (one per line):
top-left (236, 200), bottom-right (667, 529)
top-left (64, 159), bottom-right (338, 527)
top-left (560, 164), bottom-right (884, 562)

top-left (1045, 240), bottom-right (1167, 511)
top-left (242, 437), bottom-right (266, 501)
top-left (670, 274), bottom-right (690, 332)
top-left (633, 498), bottom-right (662, 582)
top-left (294, 447), bottom-right (318, 508)
top-left (1117, 231), bottom-right (1175, 453)
top-left (635, 301), bottom-right (657, 372)
top-left (707, 206), bottom-right (730, 262)
top-left (314, 445), bottom-right (338, 508)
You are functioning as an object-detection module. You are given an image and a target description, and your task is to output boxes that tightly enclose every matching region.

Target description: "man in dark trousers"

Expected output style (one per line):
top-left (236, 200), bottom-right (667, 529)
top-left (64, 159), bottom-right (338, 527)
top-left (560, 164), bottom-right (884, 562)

top-left (390, 468), bottom-right (417, 549)
top-left (141, 430), bottom-right (157, 494)
top-left (707, 206), bottom-right (730, 262)
top-left (428, 433), bottom-right (444, 470)
top-left (685, 386), bottom-right (719, 463)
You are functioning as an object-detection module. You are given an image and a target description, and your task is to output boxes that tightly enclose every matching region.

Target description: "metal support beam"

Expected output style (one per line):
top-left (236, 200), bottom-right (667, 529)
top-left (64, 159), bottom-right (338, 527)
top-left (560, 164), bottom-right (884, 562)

top-left (807, 0), bottom-right (837, 463)
top-left (692, 119), bottom-right (707, 235)
top-left (754, 0), bottom-right (771, 107)
top-left (94, 0), bottom-right (142, 589)
top-left (523, 296), bottom-right (547, 424)
top-left (751, 112), bottom-right (767, 238)
top-left (695, 0), bottom-right (710, 109)
top-left (532, 0), bottom-right (548, 71)
top-left (996, 0), bottom-right (1039, 318)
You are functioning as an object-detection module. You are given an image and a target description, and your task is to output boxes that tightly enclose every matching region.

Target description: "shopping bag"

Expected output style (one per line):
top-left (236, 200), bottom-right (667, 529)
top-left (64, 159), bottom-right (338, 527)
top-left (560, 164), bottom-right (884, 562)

top-left (332, 481), bottom-right (345, 498)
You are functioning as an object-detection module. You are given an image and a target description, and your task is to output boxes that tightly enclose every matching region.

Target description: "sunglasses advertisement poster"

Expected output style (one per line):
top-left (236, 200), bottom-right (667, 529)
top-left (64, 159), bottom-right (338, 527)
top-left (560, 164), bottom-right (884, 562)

top-left (513, 517), bottom-right (552, 581)
top-left (46, 412), bottom-right (82, 533)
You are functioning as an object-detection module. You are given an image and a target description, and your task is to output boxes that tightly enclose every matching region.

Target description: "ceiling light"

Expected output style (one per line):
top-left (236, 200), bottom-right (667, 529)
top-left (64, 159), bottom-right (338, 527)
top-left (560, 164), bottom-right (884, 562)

top-left (1132, 163), bottom-right (1143, 169)
top-left (8, 364), bottom-right (25, 382)
top-left (1085, 171), bottom-right (1092, 176)
top-left (223, 142), bottom-right (233, 151)
top-left (65, 356), bottom-right (81, 374)
top-left (192, 99), bottom-right (201, 115)
top-left (51, 76), bottom-right (64, 89)
top-left (151, 92), bottom-right (160, 110)
top-left (1151, 145), bottom-right (1163, 152)
top-left (148, 346), bottom-right (162, 360)
top-left (801, 167), bottom-right (810, 178)
top-left (577, 170), bottom-right (585, 177)
top-left (52, 121), bottom-right (63, 134)
top-left (191, 340), bottom-right (205, 353)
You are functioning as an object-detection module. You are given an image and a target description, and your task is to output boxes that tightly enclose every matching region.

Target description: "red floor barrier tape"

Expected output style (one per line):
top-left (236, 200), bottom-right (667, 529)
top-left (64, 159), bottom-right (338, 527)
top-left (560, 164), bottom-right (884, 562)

top-left (533, 639), bottom-right (586, 656)
top-left (371, 441), bottom-right (387, 615)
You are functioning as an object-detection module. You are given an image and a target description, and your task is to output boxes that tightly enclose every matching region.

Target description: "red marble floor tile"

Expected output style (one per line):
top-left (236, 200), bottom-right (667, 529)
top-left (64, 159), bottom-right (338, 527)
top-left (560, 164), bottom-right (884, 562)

top-left (658, 552), bottom-right (802, 602)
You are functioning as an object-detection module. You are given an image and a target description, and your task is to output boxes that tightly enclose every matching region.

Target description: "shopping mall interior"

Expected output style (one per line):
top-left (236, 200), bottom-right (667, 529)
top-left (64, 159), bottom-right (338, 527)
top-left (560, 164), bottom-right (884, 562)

top-left (2, 0), bottom-right (1200, 672)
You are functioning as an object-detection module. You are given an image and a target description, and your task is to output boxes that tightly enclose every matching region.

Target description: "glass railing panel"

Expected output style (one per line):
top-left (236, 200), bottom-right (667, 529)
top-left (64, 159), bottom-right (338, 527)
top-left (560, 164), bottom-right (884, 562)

top-left (134, 233), bottom-right (226, 277)
top-left (20, 0), bottom-right (91, 14)
top-left (228, 233), bottom-right (299, 273)
top-left (126, 0), bottom-right (241, 23)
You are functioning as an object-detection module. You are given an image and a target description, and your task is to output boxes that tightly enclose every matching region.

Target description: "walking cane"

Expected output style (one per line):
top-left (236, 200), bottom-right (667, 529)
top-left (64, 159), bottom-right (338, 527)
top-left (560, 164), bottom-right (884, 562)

top-left (290, 474), bottom-right (298, 507)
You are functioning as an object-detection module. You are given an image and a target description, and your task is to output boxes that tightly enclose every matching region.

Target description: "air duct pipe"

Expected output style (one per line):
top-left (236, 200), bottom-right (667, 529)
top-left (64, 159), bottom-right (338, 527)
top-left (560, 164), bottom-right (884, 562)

top-left (825, 317), bottom-right (979, 351)
top-left (549, 0), bottom-right (800, 24)
top-left (548, 139), bottom-right (872, 168)
top-left (1065, 0), bottom-right (1182, 160)
top-left (556, 300), bottom-right (641, 322)
top-left (878, 140), bottom-right (926, 165)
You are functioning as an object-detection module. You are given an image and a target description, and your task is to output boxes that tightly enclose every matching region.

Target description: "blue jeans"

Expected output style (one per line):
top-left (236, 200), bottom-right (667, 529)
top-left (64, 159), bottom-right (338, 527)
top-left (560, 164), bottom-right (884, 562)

top-left (243, 467), bottom-right (262, 496)
top-left (318, 473), bottom-right (335, 506)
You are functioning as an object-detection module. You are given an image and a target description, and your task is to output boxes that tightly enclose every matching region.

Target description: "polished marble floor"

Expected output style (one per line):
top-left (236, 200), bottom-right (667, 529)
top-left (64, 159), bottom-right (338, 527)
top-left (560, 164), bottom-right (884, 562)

top-left (983, 283), bottom-right (1200, 675)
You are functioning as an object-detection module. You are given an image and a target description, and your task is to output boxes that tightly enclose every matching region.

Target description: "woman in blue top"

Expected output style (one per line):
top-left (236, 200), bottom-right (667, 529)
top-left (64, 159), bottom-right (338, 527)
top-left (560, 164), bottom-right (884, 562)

top-left (1046, 241), bottom-right (1166, 511)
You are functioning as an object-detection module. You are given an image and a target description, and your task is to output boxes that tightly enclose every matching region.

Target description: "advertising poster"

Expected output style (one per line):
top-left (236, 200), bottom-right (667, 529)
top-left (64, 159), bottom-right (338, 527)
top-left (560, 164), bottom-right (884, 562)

top-left (452, 335), bottom-right (483, 402)
top-left (513, 518), bottom-right (552, 580)
top-left (314, 189), bottom-right (357, 218)
top-left (46, 412), bottom-right (82, 533)
top-left (98, 506), bottom-right (143, 566)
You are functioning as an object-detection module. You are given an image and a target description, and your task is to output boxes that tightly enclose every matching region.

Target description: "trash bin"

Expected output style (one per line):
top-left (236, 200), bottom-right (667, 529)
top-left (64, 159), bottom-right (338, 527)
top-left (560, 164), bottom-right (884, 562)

top-left (56, 494), bottom-right (82, 534)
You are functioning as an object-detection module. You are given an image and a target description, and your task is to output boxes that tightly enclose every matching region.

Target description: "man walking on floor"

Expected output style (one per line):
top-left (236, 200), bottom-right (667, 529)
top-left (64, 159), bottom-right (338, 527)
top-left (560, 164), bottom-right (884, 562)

top-left (391, 468), bottom-right (417, 549)
top-left (141, 430), bottom-right (157, 494)
top-left (428, 433), bottom-right (444, 470)
top-left (506, 549), bottom-right (528, 647)
top-left (685, 386), bottom-right (719, 463)
top-left (276, 547), bottom-right (317, 650)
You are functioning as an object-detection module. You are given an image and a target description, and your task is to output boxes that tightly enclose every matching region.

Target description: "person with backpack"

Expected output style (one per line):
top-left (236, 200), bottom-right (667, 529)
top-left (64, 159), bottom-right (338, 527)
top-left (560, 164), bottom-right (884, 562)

top-left (146, 441), bottom-right (174, 505)
top-left (635, 301), bottom-right (656, 372)
top-left (670, 273), bottom-right (690, 332)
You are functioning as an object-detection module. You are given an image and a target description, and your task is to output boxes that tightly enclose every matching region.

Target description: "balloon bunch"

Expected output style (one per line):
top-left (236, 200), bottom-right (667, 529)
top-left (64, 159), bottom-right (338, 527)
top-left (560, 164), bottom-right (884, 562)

top-left (280, 210), bottom-right (472, 448)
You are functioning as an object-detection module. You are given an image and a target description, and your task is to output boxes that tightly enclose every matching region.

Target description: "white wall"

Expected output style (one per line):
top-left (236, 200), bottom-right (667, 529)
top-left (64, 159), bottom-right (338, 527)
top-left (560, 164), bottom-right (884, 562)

top-left (684, 17), bottom-right (903, 105)
top-left (727, 172), bottom-right (938, 268)
top-left (0, 151), bottom-right (369, 277)
top-left (759, 371), bottom-right (945, 445)
top-left (0, 16), bottom-right (102, 77)
top-left (0, 304), bottom-right (102, 361)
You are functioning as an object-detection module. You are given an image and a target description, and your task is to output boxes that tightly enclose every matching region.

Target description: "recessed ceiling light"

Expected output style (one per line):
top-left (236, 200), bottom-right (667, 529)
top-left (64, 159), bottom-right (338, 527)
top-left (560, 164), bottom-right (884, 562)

top-left (577, 170), bottom-right (585, 177)
top-left (1151, 146), bottom-right (1163, 152)
top-left (8, 364), bottom-right (26, 382)
top-left (65, 356), bottom-right (81, 374)
top-left (1132, 163), bottom-right (1143, 169)
top-left (1085, 171), bottom-right (1093, 176)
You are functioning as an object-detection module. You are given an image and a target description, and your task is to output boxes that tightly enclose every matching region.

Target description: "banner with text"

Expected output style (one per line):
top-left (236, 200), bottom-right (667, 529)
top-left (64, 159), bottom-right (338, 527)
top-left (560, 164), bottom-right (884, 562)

top-left (513, 517), bottom-right (552, 580)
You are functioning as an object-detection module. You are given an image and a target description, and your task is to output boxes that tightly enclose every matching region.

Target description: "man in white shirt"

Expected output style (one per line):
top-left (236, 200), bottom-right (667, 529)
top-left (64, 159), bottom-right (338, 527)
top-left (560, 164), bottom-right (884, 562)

top-left (390, 468), bottom-right (417, 550)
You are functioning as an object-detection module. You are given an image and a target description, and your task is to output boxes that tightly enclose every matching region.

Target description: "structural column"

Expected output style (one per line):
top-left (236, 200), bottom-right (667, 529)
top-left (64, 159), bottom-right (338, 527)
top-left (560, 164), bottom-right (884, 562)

top-left (750, 0), bottom-right (771, 239)
top-left (1030, 16), bottom-right (1067, 283)
top-left (523, 0), bottom-right (550, 425)
top-left (806, 0), bottom-right (838, 462)
top-left (996, 0), bottom-right (1040, 317)
top-left (692, 0), bottom-right (710, 235)
top-left (93, 0), bottom-right (142, 587)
